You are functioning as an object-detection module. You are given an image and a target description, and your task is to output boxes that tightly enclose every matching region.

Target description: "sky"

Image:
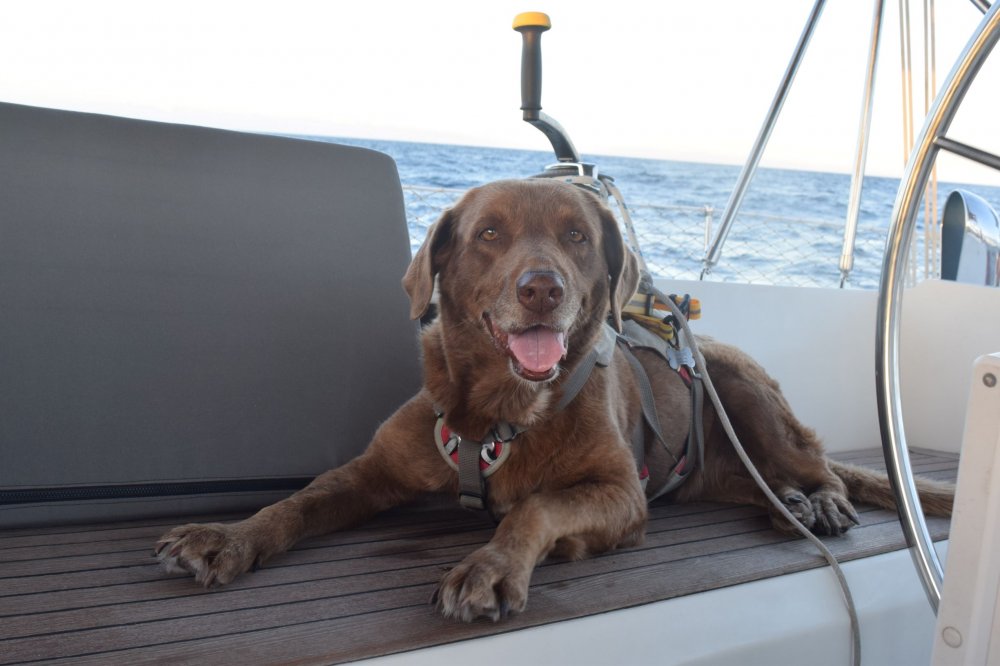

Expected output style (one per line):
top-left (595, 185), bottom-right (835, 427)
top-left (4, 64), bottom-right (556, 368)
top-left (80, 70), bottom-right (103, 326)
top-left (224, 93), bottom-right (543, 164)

top-left (1, 0), bottom-right (997, 184)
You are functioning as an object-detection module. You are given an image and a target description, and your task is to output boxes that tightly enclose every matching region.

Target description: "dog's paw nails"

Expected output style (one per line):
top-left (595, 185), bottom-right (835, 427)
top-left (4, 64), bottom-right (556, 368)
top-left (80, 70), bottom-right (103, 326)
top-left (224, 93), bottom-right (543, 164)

top-left (201, 572), bottom-right (217, 588)
top-left (809, 492), bottom-right (860, 536)
top-left (771, 488), bottom-right (816, 533)
top-left (784, 491), bottom-right (808, 505)
top-left (153, 522), bottom-right (260, 587)
top-left (435, 546), bottom-right (528, 623)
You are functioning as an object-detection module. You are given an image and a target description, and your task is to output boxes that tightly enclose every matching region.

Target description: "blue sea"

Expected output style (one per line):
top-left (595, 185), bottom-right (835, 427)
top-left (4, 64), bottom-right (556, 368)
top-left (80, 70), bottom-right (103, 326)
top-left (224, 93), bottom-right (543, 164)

top-left (307, 136), bottom-right (1000, 290)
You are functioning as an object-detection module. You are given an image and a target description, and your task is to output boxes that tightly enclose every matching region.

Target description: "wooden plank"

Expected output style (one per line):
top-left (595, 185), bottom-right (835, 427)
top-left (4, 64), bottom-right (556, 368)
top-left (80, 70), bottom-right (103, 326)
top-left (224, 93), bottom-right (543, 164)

top-left (0, 515), bottom-right (492, 580)
top-left (0, 508), bottom-right (488, 560)
top-left (832, 448), bottom-right (957, 467)
top-left (0, 512), bottom-right (248, 541)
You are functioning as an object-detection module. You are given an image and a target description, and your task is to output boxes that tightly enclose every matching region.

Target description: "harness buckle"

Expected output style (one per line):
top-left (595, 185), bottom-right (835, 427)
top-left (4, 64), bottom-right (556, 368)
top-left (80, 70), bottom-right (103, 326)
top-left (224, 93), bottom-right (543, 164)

top-left (667, 346), bottom-right (695, 371)
top-left (491, 421), bottom-right (519, 443)
top-left (481, 441), bottom-right (499, 463)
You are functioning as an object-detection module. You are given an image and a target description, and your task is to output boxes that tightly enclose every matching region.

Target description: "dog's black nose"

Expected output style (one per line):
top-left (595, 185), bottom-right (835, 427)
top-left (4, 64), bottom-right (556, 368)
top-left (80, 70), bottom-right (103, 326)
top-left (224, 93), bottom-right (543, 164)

top-left (516, 271), bottom-right (565, 313)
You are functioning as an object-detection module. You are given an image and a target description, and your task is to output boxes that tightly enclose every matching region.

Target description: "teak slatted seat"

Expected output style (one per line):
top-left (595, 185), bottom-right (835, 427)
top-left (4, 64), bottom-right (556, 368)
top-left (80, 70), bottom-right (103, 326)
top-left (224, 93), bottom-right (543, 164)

top-left (0, 449), bottom-right (955, 665)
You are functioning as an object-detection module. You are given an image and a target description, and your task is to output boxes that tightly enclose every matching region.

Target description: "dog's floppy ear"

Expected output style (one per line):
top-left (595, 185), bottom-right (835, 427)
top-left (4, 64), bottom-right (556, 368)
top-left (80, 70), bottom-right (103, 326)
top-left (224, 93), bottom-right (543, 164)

top-left (599, 206), bottom-right (640, 332)
top-left (402, 209), bottom-right (455, 320)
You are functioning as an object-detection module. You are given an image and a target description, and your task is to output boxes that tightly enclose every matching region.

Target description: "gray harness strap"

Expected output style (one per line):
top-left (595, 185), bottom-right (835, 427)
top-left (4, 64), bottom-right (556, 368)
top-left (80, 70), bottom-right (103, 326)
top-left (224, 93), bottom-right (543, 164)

top-left (555, 324), bottom-right (617, 411)
top-left (690, 369), bottom-right (705, 473)
top-left (458, 437), bottom-right (490, 510)
top-left (619, 319), bottom-right (705, 501)
top-left (620, 343), bottom-right (668, 449)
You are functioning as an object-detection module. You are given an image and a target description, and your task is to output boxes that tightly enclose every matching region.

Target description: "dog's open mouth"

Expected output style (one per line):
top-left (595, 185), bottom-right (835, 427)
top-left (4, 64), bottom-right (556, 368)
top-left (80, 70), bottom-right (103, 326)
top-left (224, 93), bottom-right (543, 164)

top-left (484, 315), bottom-right (567, 382)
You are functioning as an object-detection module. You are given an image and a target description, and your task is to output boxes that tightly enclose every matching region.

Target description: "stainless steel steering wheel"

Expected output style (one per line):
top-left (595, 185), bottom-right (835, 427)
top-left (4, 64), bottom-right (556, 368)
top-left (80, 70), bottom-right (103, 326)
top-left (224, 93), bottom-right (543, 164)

top-left (876, 0), bottom-right (1000, 612)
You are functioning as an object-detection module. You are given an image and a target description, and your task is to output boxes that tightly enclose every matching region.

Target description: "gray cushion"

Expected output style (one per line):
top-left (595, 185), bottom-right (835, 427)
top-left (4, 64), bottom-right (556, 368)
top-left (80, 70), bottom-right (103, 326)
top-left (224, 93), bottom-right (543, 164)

top-left (0, 103), bottom-right (422, 527)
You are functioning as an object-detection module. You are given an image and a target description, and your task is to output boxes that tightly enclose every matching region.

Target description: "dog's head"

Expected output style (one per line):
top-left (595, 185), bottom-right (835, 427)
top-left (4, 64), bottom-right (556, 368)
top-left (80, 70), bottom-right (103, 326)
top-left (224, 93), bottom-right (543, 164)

top-left (403, 179), bottom-right (638, 383)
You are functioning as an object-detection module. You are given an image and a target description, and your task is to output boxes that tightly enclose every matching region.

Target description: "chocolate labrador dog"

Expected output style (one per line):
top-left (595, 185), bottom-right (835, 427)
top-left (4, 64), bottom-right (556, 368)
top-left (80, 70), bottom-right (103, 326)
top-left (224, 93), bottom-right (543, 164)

top-left (156, 178), bottom-right (952, 621)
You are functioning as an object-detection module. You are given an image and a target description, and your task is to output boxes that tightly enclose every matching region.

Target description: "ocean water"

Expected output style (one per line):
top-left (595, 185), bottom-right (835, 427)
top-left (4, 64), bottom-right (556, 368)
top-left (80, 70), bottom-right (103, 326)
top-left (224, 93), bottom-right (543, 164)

top-left (305, 136), bottom-right (1000, 290)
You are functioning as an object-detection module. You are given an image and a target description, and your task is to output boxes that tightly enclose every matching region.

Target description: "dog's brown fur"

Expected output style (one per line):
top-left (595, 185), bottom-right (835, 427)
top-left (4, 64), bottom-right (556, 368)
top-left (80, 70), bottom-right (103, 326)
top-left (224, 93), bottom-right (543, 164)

top-left (156, 179), bottom-right (953, 622)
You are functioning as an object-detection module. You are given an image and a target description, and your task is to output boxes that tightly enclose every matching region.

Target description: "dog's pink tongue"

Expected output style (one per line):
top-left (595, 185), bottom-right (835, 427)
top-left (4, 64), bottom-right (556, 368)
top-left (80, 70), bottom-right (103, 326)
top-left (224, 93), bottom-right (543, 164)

top-left (507, 328), bottom-right (567, 373)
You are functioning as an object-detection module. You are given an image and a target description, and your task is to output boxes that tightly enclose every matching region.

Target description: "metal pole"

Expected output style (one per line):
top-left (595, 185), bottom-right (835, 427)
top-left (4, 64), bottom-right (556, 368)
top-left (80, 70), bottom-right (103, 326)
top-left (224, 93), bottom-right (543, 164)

top-left (839, 0), bottom-right (886, 288)
top-left (876, 1), bottom-right (1000, 612)
top-left (701, 0), bottom-right (826, 279)
top-left (703, 205), bottom-right (714, 254)
top-left (899, 0), bottom-right (920, 286)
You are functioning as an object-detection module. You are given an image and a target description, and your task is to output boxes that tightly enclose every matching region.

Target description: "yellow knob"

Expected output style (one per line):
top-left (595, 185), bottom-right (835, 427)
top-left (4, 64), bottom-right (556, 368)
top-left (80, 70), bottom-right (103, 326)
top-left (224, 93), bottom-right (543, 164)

top-left (513, 12), bottom-right (551, 31)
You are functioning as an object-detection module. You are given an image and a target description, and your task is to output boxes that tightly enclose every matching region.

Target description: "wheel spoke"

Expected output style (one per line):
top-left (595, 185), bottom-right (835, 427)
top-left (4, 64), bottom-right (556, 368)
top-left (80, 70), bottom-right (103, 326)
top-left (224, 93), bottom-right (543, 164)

top-left (935, 135), bottom-right (1000, 171)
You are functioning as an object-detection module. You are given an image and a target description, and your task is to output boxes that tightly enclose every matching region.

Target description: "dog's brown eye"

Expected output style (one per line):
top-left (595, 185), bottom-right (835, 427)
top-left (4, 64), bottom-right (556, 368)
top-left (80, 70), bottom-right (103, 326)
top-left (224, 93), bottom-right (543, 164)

top-left (568, 230), bottom-right (587, 244)
top-left (479, 227), bottom-right (499, 241)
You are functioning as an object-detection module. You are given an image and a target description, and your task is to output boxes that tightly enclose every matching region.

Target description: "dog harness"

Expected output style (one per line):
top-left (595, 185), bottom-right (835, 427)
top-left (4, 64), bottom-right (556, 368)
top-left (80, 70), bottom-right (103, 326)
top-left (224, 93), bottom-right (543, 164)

top-left (435, 295), bottom-right (704, 512)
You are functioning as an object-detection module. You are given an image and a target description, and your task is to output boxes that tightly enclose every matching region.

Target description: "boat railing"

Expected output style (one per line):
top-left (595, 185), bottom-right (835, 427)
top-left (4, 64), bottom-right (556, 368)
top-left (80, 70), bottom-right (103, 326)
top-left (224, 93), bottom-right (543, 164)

top-left (400, 184), bottom-right (907, 289)
top-left (699, 0), bottom-right (886, 290)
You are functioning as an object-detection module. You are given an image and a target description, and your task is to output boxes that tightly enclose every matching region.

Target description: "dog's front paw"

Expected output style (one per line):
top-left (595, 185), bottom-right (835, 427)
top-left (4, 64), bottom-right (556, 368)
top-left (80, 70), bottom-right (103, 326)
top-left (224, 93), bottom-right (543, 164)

top-left (810, 490), bottom-right (861, 536)
top-left (154, 522), bottom-right (261, 587)
top-left (769, 488), bottom-right (815, 534)
top-left (433, 545), bottom-right (530, 622)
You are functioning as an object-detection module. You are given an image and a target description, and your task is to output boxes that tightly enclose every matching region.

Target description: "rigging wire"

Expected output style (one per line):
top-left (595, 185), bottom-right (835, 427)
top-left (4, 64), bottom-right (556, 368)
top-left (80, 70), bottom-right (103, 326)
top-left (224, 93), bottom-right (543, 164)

top-left (899, 0), bottom-right (920, 286)
top-left (923, 0), bottom-right (941, 280)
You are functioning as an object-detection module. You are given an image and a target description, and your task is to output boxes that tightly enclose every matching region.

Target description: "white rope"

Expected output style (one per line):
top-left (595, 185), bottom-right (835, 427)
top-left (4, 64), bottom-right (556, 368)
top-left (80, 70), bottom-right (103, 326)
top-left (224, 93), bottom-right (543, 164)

top-left (604, 177), bottom-right (652, 277)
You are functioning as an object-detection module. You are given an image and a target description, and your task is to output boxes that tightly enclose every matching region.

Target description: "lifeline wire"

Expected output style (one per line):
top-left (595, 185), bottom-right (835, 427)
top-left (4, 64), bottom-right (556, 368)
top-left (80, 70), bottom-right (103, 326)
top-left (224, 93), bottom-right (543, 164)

top-left (654, 282), bottom-right (862, 666)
